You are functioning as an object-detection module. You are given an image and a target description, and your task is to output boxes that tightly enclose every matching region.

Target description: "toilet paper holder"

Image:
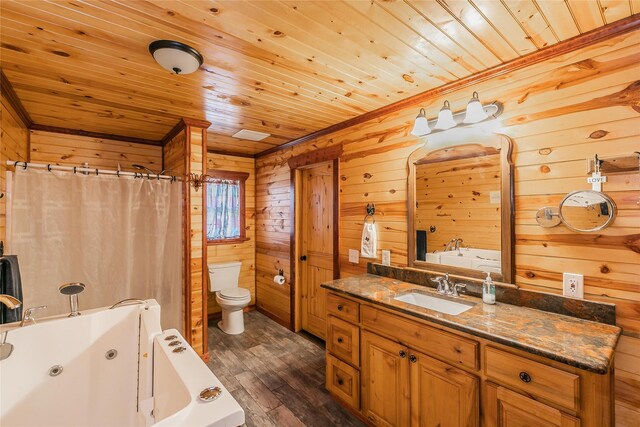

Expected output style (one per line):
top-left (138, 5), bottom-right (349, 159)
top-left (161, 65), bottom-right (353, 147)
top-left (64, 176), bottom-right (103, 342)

top-left (273, 269), bottom-right (286, 285)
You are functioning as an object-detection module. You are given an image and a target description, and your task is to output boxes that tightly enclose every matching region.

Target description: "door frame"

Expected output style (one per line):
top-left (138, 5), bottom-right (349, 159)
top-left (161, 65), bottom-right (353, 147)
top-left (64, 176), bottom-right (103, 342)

top-left (288, 144), bottom-right (342, 332)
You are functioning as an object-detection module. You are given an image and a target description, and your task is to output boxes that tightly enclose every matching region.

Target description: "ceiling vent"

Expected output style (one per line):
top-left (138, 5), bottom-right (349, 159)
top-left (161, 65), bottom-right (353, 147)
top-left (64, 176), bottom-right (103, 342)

top-left (232, 129), bottom-right (271, 141)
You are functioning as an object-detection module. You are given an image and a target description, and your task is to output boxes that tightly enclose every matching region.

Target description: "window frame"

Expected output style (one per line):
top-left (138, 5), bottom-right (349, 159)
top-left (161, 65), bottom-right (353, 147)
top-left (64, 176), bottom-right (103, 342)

top-left (205, 169), bottom-right (250, 245)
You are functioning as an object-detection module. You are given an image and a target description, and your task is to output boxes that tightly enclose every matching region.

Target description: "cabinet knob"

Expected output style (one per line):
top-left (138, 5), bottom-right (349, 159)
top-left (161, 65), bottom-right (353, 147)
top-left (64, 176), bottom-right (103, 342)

top-left (399, 350), bottom-right (406, 358)
top-left (337, 378), bottom-right (344, 386)
top-left (409, 355), bottom-right (418, 363)
top-left (337, 304), bottom-right (343, 311)
top-left (519, 372), bottom-right (532, 383)
top-left (300, 255), bottom-right (307, 261)
top-left (337, 337), bottom-right (344, 344)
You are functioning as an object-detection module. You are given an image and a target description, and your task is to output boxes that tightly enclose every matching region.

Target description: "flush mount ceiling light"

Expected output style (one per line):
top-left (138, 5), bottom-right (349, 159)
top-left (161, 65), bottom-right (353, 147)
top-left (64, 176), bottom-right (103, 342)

top-left (232, 129), bottom-right (271, 141)
top-left (410, 92), bottom-right (503, 137)
top-left (149, 40), bottom-right (203, 75)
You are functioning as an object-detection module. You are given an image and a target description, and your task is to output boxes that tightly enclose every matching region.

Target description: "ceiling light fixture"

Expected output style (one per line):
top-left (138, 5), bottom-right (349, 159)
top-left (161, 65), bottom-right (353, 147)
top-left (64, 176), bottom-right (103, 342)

top-left (149, 40), bottom-right (203, 75)
top-left (410, 92), bottom-right (502, 137)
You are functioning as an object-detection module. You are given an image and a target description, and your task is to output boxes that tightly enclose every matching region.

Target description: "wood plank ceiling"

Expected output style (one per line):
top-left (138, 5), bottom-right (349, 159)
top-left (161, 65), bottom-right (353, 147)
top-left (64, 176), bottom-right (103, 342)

top-left (1, 0), bottom-right (637, 155)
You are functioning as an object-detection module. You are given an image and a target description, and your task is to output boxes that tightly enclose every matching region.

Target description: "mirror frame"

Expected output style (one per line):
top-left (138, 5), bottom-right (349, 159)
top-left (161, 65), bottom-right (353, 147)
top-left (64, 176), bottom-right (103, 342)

top-left (559, 190), bottom-right (617, 232)
top-left (407, 133), bottom-right (514, 283)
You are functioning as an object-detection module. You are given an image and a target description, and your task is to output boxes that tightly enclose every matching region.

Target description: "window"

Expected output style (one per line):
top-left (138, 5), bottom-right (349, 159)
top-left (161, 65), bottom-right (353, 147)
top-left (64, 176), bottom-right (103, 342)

top-left (206, 170), bottom-right (249, 244)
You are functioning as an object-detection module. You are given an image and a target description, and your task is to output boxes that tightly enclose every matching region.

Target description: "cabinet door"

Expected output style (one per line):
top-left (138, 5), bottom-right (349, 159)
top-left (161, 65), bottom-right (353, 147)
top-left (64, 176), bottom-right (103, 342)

top-left (410, 350), bottom-right (478, 427)
top-left (361, 331), bottom-right (411, 427)
top-left (485, 383), bottom-right (580, 427)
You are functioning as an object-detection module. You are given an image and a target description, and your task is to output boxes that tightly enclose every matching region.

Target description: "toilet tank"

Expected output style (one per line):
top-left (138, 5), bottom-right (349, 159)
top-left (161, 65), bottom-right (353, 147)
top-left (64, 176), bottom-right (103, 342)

top-left (208, 262), bottom-right (242, 292)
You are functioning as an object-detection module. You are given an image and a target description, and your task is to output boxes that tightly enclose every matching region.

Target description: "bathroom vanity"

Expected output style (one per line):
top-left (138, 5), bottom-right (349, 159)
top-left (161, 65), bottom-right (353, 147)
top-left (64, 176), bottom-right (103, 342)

top-left (321, 274), bottom-right (620, 427)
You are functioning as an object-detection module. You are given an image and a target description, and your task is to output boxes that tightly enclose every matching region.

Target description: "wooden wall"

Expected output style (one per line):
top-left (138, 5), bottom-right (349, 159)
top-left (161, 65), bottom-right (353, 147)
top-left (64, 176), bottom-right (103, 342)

top-left (30, 130), bottom-right (161, 171)
top-left (0, 93), bottom-right (29, 243)
top-left (255, 30), bottom-right (640, 424)
top-left (205, 153), bottom-right (256, 315)
top-left (415, 153), bottom-right (501, 251)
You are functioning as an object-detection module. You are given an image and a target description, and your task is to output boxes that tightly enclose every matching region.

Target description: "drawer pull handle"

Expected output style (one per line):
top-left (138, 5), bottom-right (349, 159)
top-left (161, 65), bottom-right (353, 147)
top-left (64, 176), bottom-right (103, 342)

top-left (337, 304), bottom-right (343, 311)
top-left (519, 372), bottom-right (532, 383)
top-left (399, 350), bottom-right (407, 358)
top-left (337, 337), bottom-right (344, 344)
top-left (337, 378), bottom-right (344, 386)
top-left (409, 355), bottom-right (418, 363)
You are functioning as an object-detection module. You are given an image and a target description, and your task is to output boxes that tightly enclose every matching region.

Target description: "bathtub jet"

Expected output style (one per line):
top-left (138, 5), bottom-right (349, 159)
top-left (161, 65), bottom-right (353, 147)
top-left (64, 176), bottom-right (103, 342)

top-left (59, 282), bottom-right (85, 317)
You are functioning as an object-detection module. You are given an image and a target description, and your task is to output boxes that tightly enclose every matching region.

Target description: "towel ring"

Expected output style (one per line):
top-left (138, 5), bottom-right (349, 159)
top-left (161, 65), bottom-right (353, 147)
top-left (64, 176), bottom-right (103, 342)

top-left (364, 214), bottom-right (375, 224)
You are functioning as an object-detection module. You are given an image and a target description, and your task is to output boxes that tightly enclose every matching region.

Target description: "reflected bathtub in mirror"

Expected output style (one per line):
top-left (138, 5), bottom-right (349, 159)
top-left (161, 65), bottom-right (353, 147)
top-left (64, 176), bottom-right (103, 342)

top-left (559, 190), bottom-right (617, 232)
top-left (407, 134), bottom-right (514, 282)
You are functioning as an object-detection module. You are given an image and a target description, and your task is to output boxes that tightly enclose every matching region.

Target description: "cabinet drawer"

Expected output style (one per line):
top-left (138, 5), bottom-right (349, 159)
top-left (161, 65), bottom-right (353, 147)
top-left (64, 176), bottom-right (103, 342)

top-left (327, 315), bottom-right (360, 367)
top-left (326, 353), bottom-right (360, 410)
top-left (361, 305), bottom-right (479, 370)
top-left (327, 293), bottom-right (359, 323)
top-left (485, 347), bottom-right (580, 411)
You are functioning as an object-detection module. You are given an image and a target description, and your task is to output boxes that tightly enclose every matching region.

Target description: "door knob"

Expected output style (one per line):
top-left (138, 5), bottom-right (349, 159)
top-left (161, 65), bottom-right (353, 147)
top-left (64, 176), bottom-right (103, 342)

top-left (409, 355), bottom-right (418, 363)
top-left (399, 350), bottom-right (407, 358)
top-left (300, 255), bottom-right (307, 261)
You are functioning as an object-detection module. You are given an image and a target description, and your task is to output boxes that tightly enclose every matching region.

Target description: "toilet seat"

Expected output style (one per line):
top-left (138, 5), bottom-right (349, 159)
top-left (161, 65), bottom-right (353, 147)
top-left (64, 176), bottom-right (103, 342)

top-left (218, 288), bottom-right (250, 300)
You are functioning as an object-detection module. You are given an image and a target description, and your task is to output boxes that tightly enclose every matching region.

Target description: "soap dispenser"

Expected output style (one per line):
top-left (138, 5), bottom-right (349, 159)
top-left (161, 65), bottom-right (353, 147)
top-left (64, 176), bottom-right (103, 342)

top-left (482, 272), bottom-right (496, 304)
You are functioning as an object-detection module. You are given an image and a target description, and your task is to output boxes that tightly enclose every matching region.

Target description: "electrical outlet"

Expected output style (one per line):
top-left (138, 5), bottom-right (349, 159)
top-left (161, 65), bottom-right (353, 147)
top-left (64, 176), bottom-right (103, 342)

top-left (348, 249), bottom-right (359, 264)
top-left (563, 273), bottom-right (584, 298)
top-left (381, 250), bottom-right (391, 266)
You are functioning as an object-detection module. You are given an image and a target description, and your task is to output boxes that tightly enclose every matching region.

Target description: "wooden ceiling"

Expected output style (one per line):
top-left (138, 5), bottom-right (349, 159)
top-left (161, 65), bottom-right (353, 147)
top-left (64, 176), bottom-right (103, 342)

top-left (1, 1), bottom-right (637, 155)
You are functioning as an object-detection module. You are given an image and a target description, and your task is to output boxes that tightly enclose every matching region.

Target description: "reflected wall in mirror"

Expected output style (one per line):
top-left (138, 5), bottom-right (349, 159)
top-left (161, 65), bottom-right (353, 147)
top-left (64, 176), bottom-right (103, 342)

top-left (559, 190), bottom-right (616, 232)
top-left (408, 134), bottom-right (514, 282)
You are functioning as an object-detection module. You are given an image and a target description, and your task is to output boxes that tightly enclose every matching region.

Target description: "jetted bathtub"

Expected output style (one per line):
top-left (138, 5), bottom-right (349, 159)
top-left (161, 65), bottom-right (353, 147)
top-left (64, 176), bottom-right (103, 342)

top-left (0, 300), bottom-right (244, 427)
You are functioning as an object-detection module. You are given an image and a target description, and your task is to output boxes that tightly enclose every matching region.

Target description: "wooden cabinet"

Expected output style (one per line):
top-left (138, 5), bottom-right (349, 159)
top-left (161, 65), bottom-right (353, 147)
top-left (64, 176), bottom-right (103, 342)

top-left (324, 292), bottom-right (613, 427)
top-left (411, 351), bottom-right (478, 427)
top-left (361, 331), bottom-right (478, 427)
top-left (361, 331), bottom-right (411, 427)
top-left (485, 382), bottom-right (580, 427)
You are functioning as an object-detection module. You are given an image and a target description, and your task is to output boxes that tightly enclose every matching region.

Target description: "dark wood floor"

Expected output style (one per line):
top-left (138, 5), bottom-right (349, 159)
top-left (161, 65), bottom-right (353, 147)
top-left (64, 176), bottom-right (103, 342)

top-left (207, 310), bottom-right (365, 427)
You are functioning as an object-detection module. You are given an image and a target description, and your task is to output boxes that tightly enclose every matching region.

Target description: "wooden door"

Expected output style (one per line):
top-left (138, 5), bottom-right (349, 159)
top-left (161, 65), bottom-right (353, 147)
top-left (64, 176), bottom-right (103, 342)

top-left (410, 350), bottom-right (478, 427)
top-left (361, 331), bottom-right (411, 427)
top-left (300, 162), bottom-right (334, 339)
top-left (485, 383), bottom-right (580, 427)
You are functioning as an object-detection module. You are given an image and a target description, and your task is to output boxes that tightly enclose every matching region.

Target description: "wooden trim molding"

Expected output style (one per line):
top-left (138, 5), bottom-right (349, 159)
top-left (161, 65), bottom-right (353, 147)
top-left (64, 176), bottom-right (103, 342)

top-left (207, 149), bottom-right (255, 159)
top-left (257, 15), bottom-right (640, 158)
top-left (205, 169), bottom-right (250, 245)
top-left (1, 69), bottom-right (33, 128)
top-left (289, 148), bottom-right (341, 331)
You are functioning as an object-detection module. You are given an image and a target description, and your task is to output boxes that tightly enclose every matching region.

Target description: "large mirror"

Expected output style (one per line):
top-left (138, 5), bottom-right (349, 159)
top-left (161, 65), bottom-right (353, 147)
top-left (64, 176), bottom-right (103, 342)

top-left (408, 134), bottom-right (514, 282)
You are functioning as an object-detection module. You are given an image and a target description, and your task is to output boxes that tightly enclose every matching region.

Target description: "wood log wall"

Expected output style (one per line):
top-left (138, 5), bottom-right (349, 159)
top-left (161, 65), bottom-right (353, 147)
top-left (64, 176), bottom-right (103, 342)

top-left (206, 153), bottom-right (256, 316)
top-left (415, 154), bottom-right (501, 251)
top-left (0, 93), bottom-right (29, 243)
top-left (255, 30), bottom-right (640, 425)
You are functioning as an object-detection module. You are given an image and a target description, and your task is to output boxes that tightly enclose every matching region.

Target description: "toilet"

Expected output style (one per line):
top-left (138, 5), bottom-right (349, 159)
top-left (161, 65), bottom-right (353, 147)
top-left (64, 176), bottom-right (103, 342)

top-left (208, 261), bottom-right (251, 335)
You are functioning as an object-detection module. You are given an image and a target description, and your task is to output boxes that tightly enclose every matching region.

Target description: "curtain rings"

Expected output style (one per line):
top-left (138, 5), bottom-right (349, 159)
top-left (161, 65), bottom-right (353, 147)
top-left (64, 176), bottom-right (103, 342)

top-left (95, 169), bottom-right (99, 176)
top-left (73, 167), bottom-right (77, 174)
top-left (22, 162), bottom-right (28, 170)
top-left (47, 164), bottom-right (52, 172)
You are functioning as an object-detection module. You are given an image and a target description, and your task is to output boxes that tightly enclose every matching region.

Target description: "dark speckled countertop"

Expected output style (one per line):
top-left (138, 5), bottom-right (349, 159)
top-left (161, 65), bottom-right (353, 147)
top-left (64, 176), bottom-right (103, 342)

top-left (321, 274), bottom-right (621, 374)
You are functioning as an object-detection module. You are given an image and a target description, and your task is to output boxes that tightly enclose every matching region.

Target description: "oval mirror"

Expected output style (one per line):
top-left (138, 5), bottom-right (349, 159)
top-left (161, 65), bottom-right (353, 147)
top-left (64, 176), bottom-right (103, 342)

top-left (559, 190), bottom-right (616, 232)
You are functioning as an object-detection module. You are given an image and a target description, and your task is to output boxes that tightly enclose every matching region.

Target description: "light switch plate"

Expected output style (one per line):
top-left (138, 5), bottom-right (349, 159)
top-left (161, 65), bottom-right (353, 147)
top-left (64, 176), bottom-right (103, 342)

top-left (381, 250), bottom-right (391, 266)
top-left (348, 249), bottom-right (359, 264)
top-left (563, 273), bottom-right (584, 298)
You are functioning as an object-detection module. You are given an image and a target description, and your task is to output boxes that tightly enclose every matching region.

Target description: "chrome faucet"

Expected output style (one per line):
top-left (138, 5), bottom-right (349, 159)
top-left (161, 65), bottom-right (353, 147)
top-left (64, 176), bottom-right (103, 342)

top-left (444, 238), bottom-right (464, 253)
top-left (454, 238), bottom-right (464, 251)
top-left (20, 305), bottom-right (47, 327)
top-left (430, 274), bottom-right (466, 297)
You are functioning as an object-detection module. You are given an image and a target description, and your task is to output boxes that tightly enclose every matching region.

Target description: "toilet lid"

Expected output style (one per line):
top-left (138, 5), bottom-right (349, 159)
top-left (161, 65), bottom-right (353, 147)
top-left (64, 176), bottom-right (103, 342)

top-left (219, 288), bottom-right (250, 300)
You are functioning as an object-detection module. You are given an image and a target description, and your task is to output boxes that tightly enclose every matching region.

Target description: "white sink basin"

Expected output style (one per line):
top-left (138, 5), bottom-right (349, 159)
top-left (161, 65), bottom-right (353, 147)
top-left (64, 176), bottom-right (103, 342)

top-left (394, 292), bottom-right (474, 316)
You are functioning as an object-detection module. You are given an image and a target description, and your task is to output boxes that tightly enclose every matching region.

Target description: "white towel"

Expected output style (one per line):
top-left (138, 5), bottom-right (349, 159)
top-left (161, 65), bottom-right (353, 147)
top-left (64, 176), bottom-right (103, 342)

top-left (361, 222), bottom-right (377, 258)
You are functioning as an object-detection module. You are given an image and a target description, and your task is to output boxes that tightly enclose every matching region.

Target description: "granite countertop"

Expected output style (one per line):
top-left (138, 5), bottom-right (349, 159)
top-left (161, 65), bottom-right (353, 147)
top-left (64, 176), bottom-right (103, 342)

top-left (321, 274), bottom-right (621, 374)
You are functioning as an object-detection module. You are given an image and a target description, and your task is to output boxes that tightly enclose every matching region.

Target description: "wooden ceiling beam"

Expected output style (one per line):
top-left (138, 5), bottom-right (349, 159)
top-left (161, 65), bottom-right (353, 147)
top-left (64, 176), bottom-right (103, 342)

top-left (256, 14), bottom-right (640, 158)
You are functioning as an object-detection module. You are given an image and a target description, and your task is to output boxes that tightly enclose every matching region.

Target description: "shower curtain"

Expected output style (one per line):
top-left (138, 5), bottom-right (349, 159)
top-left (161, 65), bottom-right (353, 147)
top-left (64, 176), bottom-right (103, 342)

top-left (9, 168), bottom-right (182, 331)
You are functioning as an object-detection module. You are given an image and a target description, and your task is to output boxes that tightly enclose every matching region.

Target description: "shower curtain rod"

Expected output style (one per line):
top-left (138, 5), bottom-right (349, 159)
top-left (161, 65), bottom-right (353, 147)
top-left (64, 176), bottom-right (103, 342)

top-left (7, 161), bottom-right (179, 181)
